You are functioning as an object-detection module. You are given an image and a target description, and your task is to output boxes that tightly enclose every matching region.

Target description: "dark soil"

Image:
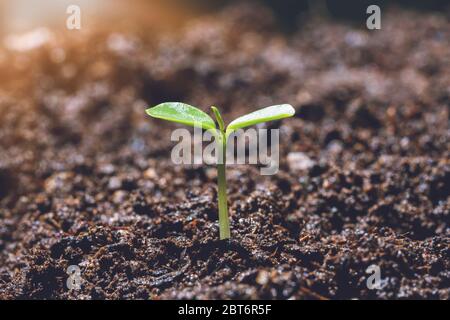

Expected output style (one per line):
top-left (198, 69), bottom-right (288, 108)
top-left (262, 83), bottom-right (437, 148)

top-left (0, 4), bottom-right (449, 299)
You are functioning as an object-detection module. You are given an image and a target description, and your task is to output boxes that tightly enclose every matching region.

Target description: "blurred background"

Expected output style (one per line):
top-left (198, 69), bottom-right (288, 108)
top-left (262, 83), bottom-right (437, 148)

top-left (1, 0), bottom-right (449, 35)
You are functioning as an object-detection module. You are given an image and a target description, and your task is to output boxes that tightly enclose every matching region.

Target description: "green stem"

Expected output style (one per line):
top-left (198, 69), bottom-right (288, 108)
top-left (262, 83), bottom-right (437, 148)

top-left (211, 106), bottom-right (230, 240)
top-left (217, 131), bottom-right (230, 240)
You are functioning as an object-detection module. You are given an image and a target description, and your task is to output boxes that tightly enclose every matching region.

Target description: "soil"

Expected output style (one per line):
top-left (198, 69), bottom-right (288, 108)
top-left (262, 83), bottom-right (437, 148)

top-left (0, 4), bottom-right (449, 299)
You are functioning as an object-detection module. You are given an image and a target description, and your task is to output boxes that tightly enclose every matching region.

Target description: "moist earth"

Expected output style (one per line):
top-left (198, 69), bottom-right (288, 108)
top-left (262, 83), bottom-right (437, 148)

top-left (0, 4), bottom-right (449, 299)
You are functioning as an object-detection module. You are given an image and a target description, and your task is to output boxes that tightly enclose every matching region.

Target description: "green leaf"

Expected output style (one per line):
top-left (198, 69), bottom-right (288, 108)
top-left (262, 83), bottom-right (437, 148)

top-left (211, 106), bottom-right (225, 132)
top-left (146, 102), bottom-right (216, 130)
top-left (226, 104), bottom-right (295, 133)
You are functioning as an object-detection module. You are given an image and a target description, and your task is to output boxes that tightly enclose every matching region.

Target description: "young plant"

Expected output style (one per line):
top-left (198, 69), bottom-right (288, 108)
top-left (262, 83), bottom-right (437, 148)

top-left (146, 102), bottom-right (295, 240)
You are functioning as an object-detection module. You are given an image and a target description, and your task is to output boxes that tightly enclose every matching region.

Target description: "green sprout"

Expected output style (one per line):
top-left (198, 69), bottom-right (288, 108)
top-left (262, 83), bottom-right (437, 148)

top-left (146, 102), bottom-right (295, 240)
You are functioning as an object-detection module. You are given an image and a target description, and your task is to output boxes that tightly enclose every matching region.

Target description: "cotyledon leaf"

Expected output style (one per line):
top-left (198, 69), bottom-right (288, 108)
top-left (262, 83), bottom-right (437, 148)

top-left (146, 102), bottom-right (216, 130)
top-left (226, 104), bottom-right (295, 134)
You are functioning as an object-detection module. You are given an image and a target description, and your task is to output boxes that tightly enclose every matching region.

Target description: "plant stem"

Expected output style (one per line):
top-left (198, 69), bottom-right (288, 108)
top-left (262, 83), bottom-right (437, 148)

top-left (217, 132), bottom-right (230, 240)
top-left (211, 106), bottom-right (230, 240)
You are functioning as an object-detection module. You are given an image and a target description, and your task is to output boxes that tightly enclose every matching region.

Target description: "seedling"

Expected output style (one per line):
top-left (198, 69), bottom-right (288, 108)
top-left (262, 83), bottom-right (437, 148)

top-left (146, 102), bottom-right (295, 240)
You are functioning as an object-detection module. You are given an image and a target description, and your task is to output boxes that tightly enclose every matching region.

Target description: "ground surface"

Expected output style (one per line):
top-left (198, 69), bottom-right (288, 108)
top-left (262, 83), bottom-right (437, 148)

top-left (0, 5), bottom-right (449, 299)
